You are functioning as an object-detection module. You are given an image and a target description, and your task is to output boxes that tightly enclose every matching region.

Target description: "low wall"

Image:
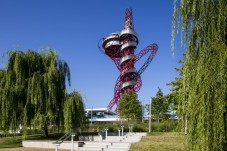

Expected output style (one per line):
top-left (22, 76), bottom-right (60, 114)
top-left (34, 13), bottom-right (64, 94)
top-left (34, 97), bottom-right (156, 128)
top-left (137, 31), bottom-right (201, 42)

top-left (23, 140), bottom-right (78, 149)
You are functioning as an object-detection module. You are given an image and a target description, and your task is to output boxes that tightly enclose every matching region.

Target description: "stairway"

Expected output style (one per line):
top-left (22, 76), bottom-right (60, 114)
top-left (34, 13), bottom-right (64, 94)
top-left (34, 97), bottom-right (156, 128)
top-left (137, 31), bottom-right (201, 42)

top-left (22, 132), bottom-right (147, 151)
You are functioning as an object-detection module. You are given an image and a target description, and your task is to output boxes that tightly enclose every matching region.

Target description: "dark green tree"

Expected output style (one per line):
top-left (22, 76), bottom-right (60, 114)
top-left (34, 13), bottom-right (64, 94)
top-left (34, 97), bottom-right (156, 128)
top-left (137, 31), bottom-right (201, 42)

top-left (64, 91), bottom-right (85, 133)
top-left (166, 67), bottom-right (183, 110)
top-left (118, 91), bottom-right (142, 122)
top-left (172, 0), bottom-right (227, 150)
top-left (150, 88), bottom-right (169, 122)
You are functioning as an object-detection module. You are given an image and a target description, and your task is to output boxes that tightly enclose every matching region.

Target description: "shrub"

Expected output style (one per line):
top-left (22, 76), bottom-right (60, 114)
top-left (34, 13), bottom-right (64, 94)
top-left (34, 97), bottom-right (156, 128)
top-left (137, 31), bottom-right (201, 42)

top-left (151, 120), bottom-right (178, 132)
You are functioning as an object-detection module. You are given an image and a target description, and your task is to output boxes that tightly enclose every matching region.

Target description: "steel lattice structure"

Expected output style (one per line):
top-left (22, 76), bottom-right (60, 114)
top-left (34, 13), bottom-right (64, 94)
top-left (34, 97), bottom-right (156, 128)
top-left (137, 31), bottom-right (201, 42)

top-left (100, 8), bottom-right (158, 111)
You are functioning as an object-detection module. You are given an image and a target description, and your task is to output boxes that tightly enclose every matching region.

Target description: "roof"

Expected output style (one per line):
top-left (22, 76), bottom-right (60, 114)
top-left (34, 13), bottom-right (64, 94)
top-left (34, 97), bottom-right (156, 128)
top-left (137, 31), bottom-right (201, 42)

top-left (85, 108), bottom-right (117, 115)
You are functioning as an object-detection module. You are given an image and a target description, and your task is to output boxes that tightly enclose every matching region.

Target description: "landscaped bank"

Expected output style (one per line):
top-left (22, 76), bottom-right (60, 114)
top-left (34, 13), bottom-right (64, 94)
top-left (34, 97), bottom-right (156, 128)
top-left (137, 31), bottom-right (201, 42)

top-left (129, 132), bottom-right (185, 151)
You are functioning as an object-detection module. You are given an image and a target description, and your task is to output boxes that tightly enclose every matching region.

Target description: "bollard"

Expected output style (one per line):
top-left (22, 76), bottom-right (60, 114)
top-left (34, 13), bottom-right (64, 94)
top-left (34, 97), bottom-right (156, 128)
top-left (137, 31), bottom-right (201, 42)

top-left (71, 133), bottom-right (75, 151)
top-left (121, 125), bottom-right (124, 137)
top-left (55, 143), bottom-right (60, 151)
top-left (104, 128), bottom-right (108, 141)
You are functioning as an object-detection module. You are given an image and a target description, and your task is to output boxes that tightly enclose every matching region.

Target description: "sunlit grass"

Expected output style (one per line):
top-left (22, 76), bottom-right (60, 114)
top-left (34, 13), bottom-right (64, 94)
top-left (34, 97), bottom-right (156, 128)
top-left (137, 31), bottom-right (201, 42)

top-left (129, 132), bottom-right (185, 151)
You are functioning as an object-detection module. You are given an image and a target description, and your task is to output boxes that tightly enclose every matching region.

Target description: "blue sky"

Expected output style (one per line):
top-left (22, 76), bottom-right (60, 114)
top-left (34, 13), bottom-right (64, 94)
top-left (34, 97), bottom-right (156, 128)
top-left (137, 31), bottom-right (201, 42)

top-left (0, 0), bottom-right (183, 108)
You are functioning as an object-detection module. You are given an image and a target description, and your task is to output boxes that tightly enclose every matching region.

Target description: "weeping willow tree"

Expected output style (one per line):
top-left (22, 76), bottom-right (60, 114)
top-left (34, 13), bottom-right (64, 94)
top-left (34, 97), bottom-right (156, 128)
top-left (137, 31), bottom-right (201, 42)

top-left (0, 51), bottom-right (28, 133)
top-left (0, 68), bottom-right (6, 130)
top-left (0, 49), bottom-right (70, 137)
top-left (63, 91), bottom-right (85, 133)
top-left (172, 0), bottom-right (227, 150)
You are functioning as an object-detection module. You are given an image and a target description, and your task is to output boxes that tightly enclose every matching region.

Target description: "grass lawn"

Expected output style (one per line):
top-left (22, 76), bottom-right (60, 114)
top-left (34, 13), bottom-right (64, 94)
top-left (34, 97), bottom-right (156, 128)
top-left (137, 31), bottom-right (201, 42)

top-left (0, 136), bottom-right (22, 148)
top-left (0, 134), bottom-right (68, 151)
top-left (129, 132), bottom-right (185, 151)
top-left (0, 133), bottom-right (64, 149)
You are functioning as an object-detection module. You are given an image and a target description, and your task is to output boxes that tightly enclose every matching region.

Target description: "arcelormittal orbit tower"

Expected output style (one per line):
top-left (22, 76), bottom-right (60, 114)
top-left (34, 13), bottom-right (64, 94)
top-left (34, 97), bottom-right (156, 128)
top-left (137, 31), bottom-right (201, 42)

top-left (100, 8), bottom-right (158, 111)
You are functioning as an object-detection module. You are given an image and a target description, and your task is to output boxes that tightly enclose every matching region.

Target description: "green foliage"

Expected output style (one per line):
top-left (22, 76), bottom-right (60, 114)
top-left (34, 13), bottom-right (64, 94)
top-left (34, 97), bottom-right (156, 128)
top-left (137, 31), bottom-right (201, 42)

top-left (118, 91), bottom-right (142, 122)
top-left (132, 124), bottom-right (146, 132)
top-left (85, 121), bottom-right (178, 133)
top-left (172, 0), bottom-right (227, 150)
top-left (0, 49), bottom-right (71, 137)
top-left (151, 121), bottom-right (178, 132)
top-left (166, 67), bottom-right (183, 110)
top-left (64, 91), bottom-right (86, 133)
top-left (150, 88), bottom-right (169, 122)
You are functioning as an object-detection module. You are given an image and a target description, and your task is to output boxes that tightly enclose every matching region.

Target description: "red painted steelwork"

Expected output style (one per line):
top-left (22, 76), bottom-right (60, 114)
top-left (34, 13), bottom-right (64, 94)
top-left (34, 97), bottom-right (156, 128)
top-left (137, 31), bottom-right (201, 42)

top-left (101, 8), bottom-right (158, 111)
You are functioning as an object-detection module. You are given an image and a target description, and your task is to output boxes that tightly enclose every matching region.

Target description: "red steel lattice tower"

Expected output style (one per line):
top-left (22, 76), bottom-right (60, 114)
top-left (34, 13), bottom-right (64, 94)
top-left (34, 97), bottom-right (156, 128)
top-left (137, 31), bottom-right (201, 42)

top-left (101, 8), bottom-right (158, 111)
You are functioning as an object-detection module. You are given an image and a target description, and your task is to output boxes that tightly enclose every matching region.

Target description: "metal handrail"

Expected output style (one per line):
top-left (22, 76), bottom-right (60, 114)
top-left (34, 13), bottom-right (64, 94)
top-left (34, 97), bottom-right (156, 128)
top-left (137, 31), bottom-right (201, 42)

top-left (53, 132), bottom-right (73, 144)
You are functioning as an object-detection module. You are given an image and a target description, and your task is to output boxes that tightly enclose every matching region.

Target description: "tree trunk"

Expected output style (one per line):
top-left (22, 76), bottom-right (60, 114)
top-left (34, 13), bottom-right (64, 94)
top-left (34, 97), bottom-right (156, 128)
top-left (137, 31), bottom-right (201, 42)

top-left (224, 106), bottom-right (227, 150)
top-left (44, 123), bottom-right (49, 138)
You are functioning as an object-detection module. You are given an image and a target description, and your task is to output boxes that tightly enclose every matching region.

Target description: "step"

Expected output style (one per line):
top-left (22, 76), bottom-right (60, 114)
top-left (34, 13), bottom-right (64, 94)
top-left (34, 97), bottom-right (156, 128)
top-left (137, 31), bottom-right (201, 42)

top-left (77, 147), bottom-right (128, 151)
top-left (84, 142), bottom-right (130, 146)
top-left (83, 145), bottom-right (129, 149)
top-left (22, 132), bottom-right (147, 151)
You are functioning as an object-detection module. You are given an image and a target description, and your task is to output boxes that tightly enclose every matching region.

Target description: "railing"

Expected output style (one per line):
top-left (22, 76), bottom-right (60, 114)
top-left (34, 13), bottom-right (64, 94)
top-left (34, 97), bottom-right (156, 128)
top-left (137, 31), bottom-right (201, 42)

top-left (53, 132), bottom-right (75, 151)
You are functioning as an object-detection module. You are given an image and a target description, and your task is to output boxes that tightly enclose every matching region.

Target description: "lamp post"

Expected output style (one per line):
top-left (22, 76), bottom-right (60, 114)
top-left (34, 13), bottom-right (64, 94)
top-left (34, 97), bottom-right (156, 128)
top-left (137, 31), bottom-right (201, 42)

top-left (91, 106), bottom-right (93, 125)
top-left (142, 102), bottom-right (144, 123)
top-left (149, 98), bottom-right (152, 133)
